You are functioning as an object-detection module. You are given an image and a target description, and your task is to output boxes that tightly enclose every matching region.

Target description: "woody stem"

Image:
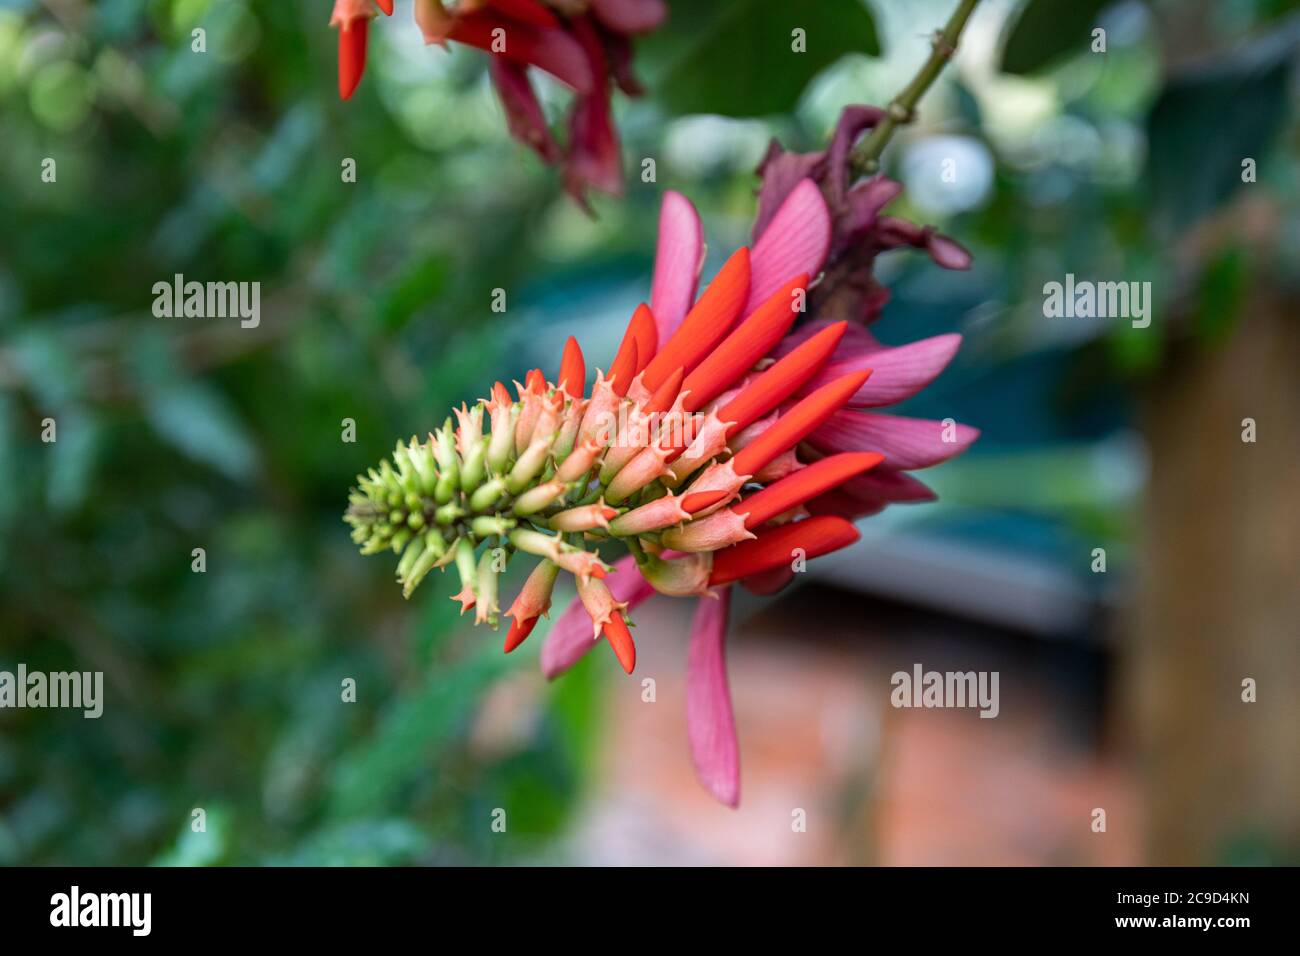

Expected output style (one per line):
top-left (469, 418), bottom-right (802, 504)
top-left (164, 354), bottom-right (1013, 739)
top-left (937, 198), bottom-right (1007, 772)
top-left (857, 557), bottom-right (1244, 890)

top-left (850, 0), bottom-right (981, 178)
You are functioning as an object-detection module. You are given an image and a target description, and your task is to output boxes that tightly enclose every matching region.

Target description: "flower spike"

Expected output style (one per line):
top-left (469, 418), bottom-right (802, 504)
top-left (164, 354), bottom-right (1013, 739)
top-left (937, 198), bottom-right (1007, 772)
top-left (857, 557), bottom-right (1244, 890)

top-left (345, 162), bottom-right (976, 810)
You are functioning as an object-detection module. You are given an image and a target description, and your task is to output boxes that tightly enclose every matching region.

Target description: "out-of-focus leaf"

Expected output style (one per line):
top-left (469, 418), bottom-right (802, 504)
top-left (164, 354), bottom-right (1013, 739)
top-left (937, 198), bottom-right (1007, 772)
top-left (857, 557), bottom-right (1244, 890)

top-left (1000, 0), bottom-right (1110, 75)
top-left (377, 253), bottom-right (449, 332)
top-left (7, 328), bottom-right (83, 410)
top-left (267, 820), bottom-right (429, 866)
top-left (1193, 245), bottom-right (1249, 344)
top-left (1145, 24), bottom-right (1296, 234)
top-left (654, 0), bottom-right (879, 117)
top-left (47, 407), bottom-right (102, 511)
top-left (151, 805), bottom-right (230, 867)
top-left (327, 643), bottom-right (507, 818)
top-left (144, 382), bottom-right (258, 481)
top-left (0, 396), bottom-right (19, 542)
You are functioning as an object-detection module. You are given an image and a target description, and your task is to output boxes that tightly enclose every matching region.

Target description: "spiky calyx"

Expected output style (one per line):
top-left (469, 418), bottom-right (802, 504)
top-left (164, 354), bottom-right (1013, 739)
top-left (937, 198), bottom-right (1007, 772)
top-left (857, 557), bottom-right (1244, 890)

top-left (347, 264), bottom-right (893, 674)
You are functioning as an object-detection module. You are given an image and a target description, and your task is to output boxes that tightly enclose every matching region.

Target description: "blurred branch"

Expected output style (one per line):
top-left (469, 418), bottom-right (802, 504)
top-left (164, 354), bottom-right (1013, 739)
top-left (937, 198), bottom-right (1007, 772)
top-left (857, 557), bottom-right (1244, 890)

top-left (851, 0), bottom-right (981, 177)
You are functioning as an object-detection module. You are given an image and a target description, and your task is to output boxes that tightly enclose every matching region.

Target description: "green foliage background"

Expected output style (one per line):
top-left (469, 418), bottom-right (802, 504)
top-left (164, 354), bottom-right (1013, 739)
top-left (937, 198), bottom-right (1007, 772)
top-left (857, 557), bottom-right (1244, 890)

top-left (0, 0), bottom-right (1295, 864)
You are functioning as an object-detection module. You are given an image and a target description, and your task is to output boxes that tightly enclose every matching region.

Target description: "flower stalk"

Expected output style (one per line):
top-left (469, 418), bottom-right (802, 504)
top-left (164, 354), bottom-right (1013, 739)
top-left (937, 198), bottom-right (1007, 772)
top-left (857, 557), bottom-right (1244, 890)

top-left (850, 0), bottom-right (982, 177)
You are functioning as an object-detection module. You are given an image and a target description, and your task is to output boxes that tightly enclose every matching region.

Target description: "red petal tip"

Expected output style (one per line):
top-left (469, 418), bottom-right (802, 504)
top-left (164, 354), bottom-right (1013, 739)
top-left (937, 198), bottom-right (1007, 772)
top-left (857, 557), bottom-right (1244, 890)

top-left (602, 615), bottom-right (637, 674)
top-left (504, 615), bottom-right (539, 653)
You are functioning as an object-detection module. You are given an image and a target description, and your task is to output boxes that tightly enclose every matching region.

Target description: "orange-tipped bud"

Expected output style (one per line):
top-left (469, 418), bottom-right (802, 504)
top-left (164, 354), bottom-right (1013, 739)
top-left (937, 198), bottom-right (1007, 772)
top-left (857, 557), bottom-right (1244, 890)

top-left (643, 366), bottom-right (683, 415)
top-left (504, 615), bottom-right (539, 653)
top-left (524, 368), bottom-right (547, 393)
top-left (577, 575), bottom-right (636, 672)
top-left (337, 17), bottom-right (368, 100)
top-left (729, 370), bottom-right (870, 480)
top-left (375, 0), bottom-right (394, 14)
top-left (613, 304), bottom-right (655, 379)
top-left (631, 304), bottom-right (658, 372)
top-left (558, 336), bottom-right (586, 398)
top-left (602, 615), bottom-right (637, 674)
top-left (550, 503), bottom-right (618, 532)
top-left (735, 452), bottom-right (883, 528)
top-left (708, 516), bottom-right (860, 586)
top-left (641, 248), bottom-right (751, 391)
top-left (681, 274), bottom-right (807, 412)
top-left (607, 340), bottom-right (638, 398)
top-left (504, 559), bottom-right (559, 651)
top-left (717, 321), bottom-right (847, 436)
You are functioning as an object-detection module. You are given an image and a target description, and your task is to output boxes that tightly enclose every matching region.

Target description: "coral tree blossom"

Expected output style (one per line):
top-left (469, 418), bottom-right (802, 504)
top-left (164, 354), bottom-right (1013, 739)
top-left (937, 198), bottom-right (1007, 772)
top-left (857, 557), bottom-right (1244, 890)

top-left (329, 0), bottom-right (664, 202)
top-left (346, 107), bottom-right (977, 805)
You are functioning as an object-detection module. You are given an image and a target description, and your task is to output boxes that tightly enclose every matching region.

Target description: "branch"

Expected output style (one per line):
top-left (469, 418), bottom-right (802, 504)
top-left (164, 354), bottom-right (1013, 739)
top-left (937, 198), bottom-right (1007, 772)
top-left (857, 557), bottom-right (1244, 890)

top-left (850, 0), bottom-right (981, 177)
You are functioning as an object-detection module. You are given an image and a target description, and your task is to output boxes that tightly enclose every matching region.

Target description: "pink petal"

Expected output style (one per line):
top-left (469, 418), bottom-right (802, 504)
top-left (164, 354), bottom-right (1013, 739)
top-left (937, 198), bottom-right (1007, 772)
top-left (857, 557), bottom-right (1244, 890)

top-left (589, 0), bottom-right (666, 34)
top-left (562, 16), bottom-right (622, 202)
top-left (565, 89), bottom-right (623, 200)
top-left (753, 143), bottom-right (824, 241)
top-left (841, 468), bottom-right (936, 506)
top-left (488, 58), bottom-right (559, 163)
top-left (516, 29), bottom-right (595, 95)
top-left (745, 178), bottom-right (831, 315)
top-left (686, 590), bottom-right (740, 807)
top-left (927, 233), bottom-right (973, 270)
top-left (740, 566), bottom-right (795, 595)
top-left (810, 411), bottom-right (979, 470)
top-left (824, 105), bottom-right (886, 201)
top-left (773, 318), bottom-right (880, 359)
top-left (540, 555), bottom-right (654, 678)
top-left (450, 15), bottom-right (595, 94)
top-left (807, 470), bottom-right (935, 517)
top-left (799, 333), bottom-right (962, 408)
top-left (874, 216), bottom-right (972, 271)
top-left (649, 190), bottom-right (705, 343)
top-left (839, 176), bottom-right (902, 248)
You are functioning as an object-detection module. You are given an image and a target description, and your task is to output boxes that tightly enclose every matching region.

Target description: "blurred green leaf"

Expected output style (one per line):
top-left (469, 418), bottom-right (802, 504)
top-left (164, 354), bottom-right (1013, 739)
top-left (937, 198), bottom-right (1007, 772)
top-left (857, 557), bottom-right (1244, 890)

top-left (152, 805), bottom-right (230, 866)
top-left (144, 381), bottom-right (258, 481)
top-left (46, 407), bottom-right (102, 511)
top-left (655, 0), bottom-right (879, 117)
top-left (327, 642), bottom-right (507, 819)
top-left (268, 819), bottom-right (430, 866)
top-left (1145, 26), bottom-right (1296, 234)
top-left (377, 253), bottom-right (450, 333)
top-left (1193, 245), bottom-right (1249, 344)
top-left (1000, 0), bottom-right (1110, 75)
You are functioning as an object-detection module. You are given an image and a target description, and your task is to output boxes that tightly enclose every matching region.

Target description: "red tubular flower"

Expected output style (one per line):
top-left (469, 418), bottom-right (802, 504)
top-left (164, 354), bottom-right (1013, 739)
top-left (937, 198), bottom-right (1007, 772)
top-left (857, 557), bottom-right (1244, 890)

top-left (606, 339), bottom-right (638, 397)
top-left (642, 365), bottom-right (683, 415)
top-left (601, 614), bottom-right (637, 674)
top-left (734, 452), bottom-right (884, 528)
top-left (330, 0), bottom-right (377, 101)
top-left (679, 274), bottom-right (807, 413)
top-left (714, 321), bottom-right (847, 437)
top-left (557, 336), bottom-right (585, 398)
top-left (330, 0), bottom-right (666, 202)
top-left (728, 370), bottom-right (871, 479)
top-left (348, 168), bottom-right (977, 807)
top-left (708, 516), bottom-right (861, 587)
top-left (640, 248), bottom-right (751, 391)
